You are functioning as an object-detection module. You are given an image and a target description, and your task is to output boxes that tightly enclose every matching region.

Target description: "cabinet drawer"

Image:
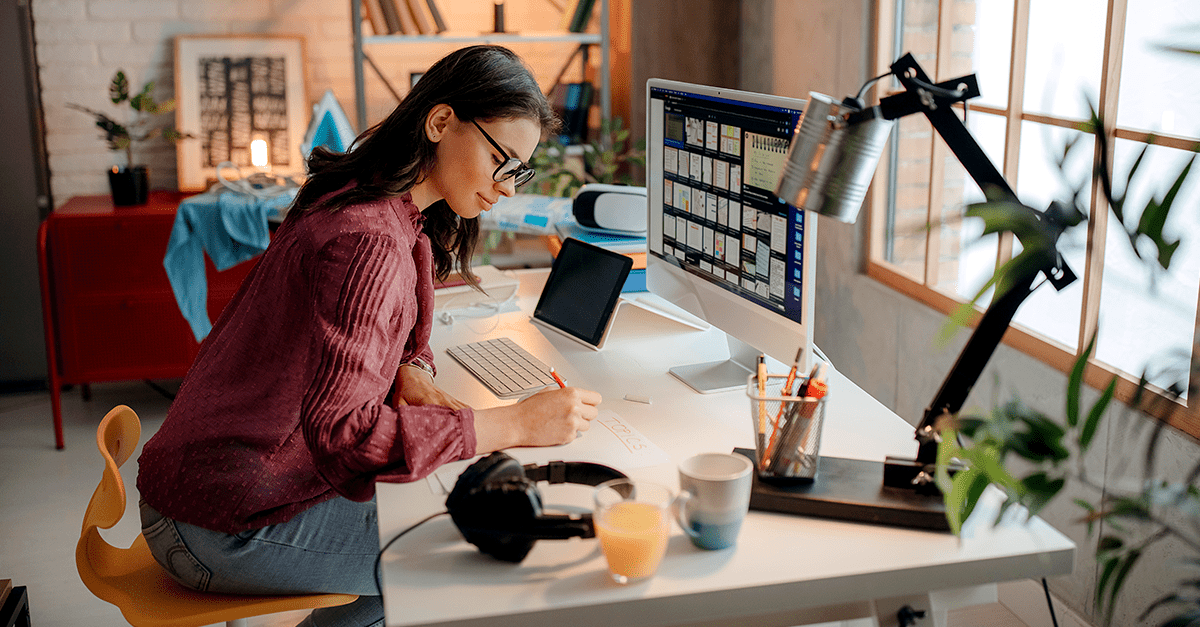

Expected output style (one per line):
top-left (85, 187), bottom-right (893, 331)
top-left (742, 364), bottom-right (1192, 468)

top-left (53, 215), bottom-right (175, 298)
top-left (57, 294), bottom-right (197, 382)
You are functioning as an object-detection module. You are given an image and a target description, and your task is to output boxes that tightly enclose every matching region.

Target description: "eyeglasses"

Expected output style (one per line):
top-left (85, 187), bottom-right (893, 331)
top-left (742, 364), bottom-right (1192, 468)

top-left (470, 119), bottom-right (536, 187)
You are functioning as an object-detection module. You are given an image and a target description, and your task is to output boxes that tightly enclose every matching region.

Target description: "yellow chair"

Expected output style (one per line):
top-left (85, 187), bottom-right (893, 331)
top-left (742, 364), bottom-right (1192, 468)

top-left (77, 405), bottom-right (357, 627)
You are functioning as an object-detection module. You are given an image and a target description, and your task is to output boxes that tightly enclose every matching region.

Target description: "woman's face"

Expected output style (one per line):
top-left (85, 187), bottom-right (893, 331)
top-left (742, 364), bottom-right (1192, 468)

top-left (424, 106), bottom-right (541, 220)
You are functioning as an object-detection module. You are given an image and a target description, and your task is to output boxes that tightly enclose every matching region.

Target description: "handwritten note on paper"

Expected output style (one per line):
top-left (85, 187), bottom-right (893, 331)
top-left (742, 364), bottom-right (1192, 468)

top-left (428, 411), bottom-right (670, 495)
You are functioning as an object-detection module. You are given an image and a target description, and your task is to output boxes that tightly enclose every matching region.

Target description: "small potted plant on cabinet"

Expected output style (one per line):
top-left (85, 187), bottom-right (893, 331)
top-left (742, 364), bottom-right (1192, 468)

top-left (68, 70), bottom-right (187, 206)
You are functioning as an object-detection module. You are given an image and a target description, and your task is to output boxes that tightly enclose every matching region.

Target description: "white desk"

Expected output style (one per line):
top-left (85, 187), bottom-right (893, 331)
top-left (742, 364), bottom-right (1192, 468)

top-left (376, 269), bottom-right (1074, 627)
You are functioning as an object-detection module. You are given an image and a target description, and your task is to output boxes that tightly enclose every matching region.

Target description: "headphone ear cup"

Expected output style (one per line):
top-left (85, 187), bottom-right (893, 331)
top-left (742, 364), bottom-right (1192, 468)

top-left (450, 452), bottom-right (525, 496)
top-left (448, 453), bottom-right (544, 563)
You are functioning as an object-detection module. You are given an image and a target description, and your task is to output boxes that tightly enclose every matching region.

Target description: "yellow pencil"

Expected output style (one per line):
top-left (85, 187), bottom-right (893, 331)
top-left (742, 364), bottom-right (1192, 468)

top-left (756, 354), bottom-right (767, 461)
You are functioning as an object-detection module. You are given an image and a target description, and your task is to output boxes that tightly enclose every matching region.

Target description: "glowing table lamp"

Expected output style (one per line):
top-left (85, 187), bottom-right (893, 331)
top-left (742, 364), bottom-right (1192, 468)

top-left (753, 53), bottom-right (1080, 529)
top-left (250, 133), bottom-right (270, 170)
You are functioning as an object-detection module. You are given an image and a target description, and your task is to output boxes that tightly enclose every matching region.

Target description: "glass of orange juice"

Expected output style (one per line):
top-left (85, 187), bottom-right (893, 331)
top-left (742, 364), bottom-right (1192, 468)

top-left (593, 478), bottom-right (673, 584)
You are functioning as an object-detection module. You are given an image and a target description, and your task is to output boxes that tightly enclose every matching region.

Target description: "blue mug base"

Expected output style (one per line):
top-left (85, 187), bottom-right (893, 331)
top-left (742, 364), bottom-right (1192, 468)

top-left (687, 520), bottom-right (742, 550)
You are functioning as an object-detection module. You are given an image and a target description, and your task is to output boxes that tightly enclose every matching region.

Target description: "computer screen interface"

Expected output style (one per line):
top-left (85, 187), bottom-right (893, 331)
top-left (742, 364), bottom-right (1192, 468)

top-left (647, 85), bottom-right (808, 327)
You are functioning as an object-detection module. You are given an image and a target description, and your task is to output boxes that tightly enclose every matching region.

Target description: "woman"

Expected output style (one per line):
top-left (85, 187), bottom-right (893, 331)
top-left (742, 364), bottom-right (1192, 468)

top-left (136, 45), bottom-right (600, 627)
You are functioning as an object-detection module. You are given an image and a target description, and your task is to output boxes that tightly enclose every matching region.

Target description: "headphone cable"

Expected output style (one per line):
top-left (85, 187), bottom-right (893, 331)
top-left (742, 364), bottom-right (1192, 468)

top-left (373, 510), bottom-right (449, 595)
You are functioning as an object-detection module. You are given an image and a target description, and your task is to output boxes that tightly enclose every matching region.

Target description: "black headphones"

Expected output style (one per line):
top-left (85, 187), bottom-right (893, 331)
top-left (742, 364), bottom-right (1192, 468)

top-left (446, 451), bottom-right (628, 563)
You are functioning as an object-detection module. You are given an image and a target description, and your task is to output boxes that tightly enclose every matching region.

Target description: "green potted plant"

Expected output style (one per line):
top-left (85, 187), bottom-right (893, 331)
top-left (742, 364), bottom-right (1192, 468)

top-left (68, 70), bottom-right (186, 206)
top-left (933, 103), bottom-right (1200, 626)
top-left (527, 116), bottom-right (647, 199)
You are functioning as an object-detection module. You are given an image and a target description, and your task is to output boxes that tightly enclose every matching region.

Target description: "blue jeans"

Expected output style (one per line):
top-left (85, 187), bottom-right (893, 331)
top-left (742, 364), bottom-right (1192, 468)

top-left (140, 497), bottom-right (384, 627)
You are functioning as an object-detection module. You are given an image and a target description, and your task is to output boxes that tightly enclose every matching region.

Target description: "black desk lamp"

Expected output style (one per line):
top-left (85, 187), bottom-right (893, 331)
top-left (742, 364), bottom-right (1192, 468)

top-left (746, 53), bottom-right (1079, 530)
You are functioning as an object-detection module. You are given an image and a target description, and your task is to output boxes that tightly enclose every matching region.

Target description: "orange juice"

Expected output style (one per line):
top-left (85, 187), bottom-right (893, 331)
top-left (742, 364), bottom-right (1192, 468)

top-left (595, 501), bottom-right (669, 581)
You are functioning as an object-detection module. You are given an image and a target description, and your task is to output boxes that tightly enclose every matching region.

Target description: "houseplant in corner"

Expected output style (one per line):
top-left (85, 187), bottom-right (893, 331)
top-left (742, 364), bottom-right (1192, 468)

top-left (68, 70), bottom-right (186, 206)
top-left (527, 116), bottom-right (647, 199)
top-left (933, 99), bottom-right (1200, 626)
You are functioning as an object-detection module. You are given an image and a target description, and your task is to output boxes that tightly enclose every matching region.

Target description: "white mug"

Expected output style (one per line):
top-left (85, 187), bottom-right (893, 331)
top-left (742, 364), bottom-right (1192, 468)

top-left (675, 452), bottom-right (753, 550)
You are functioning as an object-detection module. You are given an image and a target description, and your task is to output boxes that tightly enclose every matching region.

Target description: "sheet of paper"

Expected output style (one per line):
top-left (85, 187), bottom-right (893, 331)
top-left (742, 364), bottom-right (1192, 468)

top-left (429, 410), bottom-right (669, 495)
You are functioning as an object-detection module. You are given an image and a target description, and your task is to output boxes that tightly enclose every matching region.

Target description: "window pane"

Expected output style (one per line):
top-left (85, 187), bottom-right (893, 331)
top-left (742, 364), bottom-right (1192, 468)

top-left (888, 115), bottom-right (934, 279)
top-left (1024, 0), bottom-right (1107, 120)
top-left (1117, 1), bottom-right (1200, 137)
top-left (1096, 140), bottom-right (1200, 397)
top-left (881, 0), bottom-right (941, 278)
top-left (1011, 121), bottom-right (1094, 350)
top-left (933, 111), bottom-right (1007, 301)
top-left (900, 0), bottom-right (942, 78)
top-left (971, 0), bottom-right (1014, 109)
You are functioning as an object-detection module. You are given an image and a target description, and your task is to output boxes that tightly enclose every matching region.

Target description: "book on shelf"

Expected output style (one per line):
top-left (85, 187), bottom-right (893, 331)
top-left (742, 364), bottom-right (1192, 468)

top-left (361, 0), bottom-right (388, 36)
top-left (567, 0), bottom-right (598, 32)
top-left (552, 81), bottom-right (593, 145)
top-left (403, 0), bottom-right (432, 34)
top-left (555, 221), bottom-right (646, 254)
top-left (570, 81), bottom-right (593, 143)
top-left (394, 0), bottom-right (419, 34)
top-left (375, 0), bottom-right (404, 33)
top-left (423, 0), bottom-right (448, 32)
top-left (549, 222), bottom-right (646, 293)
top-left (622, 268), bottom-right (647, 293)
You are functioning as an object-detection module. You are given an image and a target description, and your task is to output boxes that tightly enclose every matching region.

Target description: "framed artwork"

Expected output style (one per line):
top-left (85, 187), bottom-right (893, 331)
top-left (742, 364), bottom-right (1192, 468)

top-left (174, 35), bottom-right (308, 191)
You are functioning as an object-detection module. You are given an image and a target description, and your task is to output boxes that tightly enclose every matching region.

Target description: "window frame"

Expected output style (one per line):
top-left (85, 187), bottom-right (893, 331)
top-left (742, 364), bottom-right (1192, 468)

top-left (867, 0), bottom-right (1200, 436)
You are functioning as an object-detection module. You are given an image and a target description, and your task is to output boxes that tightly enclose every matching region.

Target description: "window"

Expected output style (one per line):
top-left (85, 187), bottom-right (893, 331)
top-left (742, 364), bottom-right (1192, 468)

top-left (869, 0), bottom-right (1200, 433)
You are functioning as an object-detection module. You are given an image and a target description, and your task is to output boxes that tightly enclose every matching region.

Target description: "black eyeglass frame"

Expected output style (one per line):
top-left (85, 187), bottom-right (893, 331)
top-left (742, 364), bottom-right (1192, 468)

top-left (469, 119), bottom-right (536, 187)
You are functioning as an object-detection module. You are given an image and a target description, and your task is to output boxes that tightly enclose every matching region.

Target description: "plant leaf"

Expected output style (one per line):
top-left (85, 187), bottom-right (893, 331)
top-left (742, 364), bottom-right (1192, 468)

top-left (1106, 549), bottom-right (1142, 626)
top-left (1134, 154), bottom-right (1192, 271)
top-left (109, 70), bottom-right (129, 104)
top-left (1020, 472), bottom-right (1065, 516)
top-left (1159, 611), bottom-right (1200, 627)
top-left (1097, 535), bottom-right (1124, 554)
top-left (1106, 496), bottom-right (1151, 521)
top-left (1067, 334), bottom-right (1097, 428)
top-left (944, 466), bottom-right (978, 536)
top-left (1075, 498), bottom-right (1099, 535)
top-left (1097, 554), bottom-right (1120, 618)
top-left (1080, 376), bottom-right (1117, 450)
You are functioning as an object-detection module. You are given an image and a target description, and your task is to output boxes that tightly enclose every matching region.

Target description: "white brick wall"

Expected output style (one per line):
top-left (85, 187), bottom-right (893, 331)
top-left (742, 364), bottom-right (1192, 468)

top-left (35, 0), bottom-right (598, 207)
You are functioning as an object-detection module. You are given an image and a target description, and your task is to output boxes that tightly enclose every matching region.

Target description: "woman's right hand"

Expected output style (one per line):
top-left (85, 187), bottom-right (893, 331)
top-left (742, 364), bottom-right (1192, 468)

top-left (472, 386), bottom-right (602, 453)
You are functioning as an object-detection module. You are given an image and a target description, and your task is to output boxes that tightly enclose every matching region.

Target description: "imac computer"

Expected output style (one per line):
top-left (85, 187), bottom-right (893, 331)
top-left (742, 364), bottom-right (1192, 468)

top-left (645, 79), bottom-right (813, 393)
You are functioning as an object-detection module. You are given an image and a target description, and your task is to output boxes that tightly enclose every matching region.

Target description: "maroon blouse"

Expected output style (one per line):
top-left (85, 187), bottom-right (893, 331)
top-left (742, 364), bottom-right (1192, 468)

top-left (137, 192), bottom-right (476, 534)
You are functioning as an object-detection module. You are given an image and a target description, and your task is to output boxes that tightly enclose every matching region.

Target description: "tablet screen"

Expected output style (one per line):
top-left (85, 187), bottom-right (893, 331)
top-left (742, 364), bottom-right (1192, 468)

top-left (533, 238), bottom-right (633, 346)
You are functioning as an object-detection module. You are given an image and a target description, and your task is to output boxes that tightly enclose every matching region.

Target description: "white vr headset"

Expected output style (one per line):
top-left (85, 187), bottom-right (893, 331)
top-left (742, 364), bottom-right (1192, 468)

top-left (571, 184), bottom-right (647, 234)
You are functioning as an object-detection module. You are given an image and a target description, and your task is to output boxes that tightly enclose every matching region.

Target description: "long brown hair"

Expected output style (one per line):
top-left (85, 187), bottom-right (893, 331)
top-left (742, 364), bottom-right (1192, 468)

top-left (289, 45), bottom-right (557, 284)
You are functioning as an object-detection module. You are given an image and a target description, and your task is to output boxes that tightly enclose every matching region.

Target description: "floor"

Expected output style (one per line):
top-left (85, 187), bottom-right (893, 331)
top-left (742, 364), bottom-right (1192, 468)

top-left (0, 380), bottom-right (1080, 627)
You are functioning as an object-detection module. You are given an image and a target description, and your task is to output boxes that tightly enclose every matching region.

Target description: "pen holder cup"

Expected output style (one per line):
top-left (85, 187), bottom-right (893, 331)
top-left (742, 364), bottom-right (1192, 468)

top-left (746, 374), bottom-right (827, 483)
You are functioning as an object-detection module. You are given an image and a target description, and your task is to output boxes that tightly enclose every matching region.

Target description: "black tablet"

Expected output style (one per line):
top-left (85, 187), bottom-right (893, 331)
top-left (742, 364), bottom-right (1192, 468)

top-left (532, 237), bottom-right (633, 349)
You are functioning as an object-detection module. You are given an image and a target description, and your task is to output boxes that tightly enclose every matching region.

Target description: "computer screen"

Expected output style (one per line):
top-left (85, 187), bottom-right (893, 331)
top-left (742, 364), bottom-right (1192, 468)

top-left (645, 79), bottom-right (814, 393)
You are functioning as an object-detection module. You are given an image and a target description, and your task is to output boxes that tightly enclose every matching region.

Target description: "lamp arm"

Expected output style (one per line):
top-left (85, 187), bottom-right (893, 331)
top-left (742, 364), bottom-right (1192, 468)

top-left (876, 53), bottom-right (1071, 468)
top-left (881, 53), bottom-right (1017, 203)
top-left (913, 267), bottom-right (1039, 463)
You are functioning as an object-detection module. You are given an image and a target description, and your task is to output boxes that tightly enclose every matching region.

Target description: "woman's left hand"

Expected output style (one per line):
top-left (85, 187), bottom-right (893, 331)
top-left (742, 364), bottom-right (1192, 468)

top-left (394, 364), bottom-right (468, 410)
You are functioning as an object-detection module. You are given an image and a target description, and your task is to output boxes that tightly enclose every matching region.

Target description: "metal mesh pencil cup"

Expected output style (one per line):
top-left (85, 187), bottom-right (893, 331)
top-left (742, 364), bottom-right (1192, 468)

top-left (746, 373), bottom-right (828, 482)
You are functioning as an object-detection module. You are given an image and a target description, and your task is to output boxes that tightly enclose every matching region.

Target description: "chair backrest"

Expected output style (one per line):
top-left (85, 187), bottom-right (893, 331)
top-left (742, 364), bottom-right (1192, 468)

top-left (77, 405), bottom-right (142, 592)
top-left (76, 405), bottom-right (359, 627)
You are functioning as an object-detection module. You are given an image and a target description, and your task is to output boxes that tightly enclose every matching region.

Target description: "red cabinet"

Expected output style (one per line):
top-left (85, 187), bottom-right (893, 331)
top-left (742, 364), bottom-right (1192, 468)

top-left (38, 193), bottom-right (256, 448)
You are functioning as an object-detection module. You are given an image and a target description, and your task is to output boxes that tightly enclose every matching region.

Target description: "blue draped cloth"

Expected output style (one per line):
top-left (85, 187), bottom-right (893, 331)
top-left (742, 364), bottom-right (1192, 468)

top-left (164, 189), bottom-right (296, 341)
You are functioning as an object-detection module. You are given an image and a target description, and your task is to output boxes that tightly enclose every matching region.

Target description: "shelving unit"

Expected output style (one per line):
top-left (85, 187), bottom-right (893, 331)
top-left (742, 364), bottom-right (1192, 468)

top-left (349, 0), bottom-right (610, 133)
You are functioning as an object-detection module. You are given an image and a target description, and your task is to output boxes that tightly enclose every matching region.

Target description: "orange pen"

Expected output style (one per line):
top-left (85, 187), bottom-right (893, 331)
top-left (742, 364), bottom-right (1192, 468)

top-left (764, 347), bottom-right (805, 464)
top-left (550, 368), bottom-right (567, 388)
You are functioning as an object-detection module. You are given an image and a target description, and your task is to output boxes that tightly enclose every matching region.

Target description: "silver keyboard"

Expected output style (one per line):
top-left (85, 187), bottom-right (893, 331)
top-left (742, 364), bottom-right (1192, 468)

top-left (446, 337), bottom-right (558, 399)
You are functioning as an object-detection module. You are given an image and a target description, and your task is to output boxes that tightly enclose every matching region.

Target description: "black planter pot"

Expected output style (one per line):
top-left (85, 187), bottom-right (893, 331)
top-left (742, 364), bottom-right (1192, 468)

top-left (108, 166), bottom-right (149, 206)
